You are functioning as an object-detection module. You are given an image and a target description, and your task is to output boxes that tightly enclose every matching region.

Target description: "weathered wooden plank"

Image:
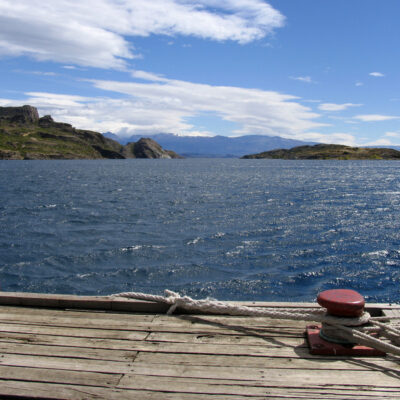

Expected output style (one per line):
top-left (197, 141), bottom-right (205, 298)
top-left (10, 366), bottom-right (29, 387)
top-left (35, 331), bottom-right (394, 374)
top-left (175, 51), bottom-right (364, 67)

top-left (0, 331), bottom-right (312, 357)
top-left (146, 325), bottom-right (303, 337)
top-left (0, 323), bottom-right (305, 348)
top-left (0, 319), bottom-right (304, 339)
top-left (135, 351), bottom-right (400, 371)
top-left (383, 309), bottom-right (400, 318)
top-left (0, 380), bottom-right (397, 400)
top-left (146, 331), bottom-right (304, 347)
top-left (0, 353), bottom-right (135, 374)
top-left (0, 364), bottom-right (122, 387)
top-left (0, 331), bottom-right (151, 351)
top-left (116, 376), bottom-right (390, 399)
top-left (0, 328), bottom-right (280, 358)
top-left (0, 312), bottom-right (306, 338)
top-left (0, 314), bottom-right (156, 334)
top-left (122, 364), bottom-right (400, 388)
top-left (154, 314), bottom-right (310, 328)
top-left (2, 337), bottom-right (393, 374)
top-left (0, 341), bottom-right (137, 362)
top-left (0, 338), bottom-right (394, 376)
top-left (0, 305), bottom-right (154, 320)
top-left (0, 322), bottom-right (148, 341)
top-left (272, 389), bottom-right (400, 400)
top-left (2, 329), bottom-right (396, 361)
top-left (118, 374), bottom-right (400, 400)
top-left (0, 305), bottom-right (313, 330)
top-left (0, 306), bottom-right (297, 328)
top-left (0, 380), bottom-right (271, 400)
top-left (0, 350), bottom-right (396, 379)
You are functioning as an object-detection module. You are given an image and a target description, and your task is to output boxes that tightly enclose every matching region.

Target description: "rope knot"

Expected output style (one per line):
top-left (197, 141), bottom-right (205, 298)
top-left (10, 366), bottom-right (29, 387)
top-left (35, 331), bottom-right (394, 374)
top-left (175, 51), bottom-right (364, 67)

top-left (164, 290), bottom-right (183, 315)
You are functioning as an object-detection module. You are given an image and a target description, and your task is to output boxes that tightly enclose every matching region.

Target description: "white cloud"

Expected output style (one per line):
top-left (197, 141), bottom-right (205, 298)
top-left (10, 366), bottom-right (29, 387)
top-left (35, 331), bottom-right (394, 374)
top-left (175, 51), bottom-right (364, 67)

top-left (13, 69), bottom-right (58, 76)
top-left (1, 72), bottom-right (328, 140)
top-left (385, 131), bottom-right (400, 138)
top-left (363, 138), bottom-right (397, 146)
top-left (355, 82), bottom-right (363, 87)
top-left (318, 103), bottom-right (362, 112)
top-left (369, 72), bottom-right (385, 77)
top-left (354, 114), bottom-right (399, 122)
top-left (176, 130), bottom-right (214, 137)
top-left (290, 76), bottom-right (313, 83)
top-left (0, 0), bottom-right (285, 69)
top-left (131, 70), bottom-right (168, 82)
top-left (299, 132), bottom-right (357, 146)
top-left (86, 73), bottom-right (325, 137)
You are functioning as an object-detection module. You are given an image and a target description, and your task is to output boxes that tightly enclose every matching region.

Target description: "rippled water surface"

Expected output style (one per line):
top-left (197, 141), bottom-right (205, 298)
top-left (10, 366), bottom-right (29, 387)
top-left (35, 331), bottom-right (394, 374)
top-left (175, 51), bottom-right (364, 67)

top-left (1, 159), bottom-right (400, 302)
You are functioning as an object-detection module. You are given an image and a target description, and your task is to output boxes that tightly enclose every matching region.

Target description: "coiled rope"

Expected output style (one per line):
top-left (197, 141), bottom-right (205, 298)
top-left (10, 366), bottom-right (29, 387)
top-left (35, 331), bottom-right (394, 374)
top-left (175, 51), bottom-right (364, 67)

top-left (112, 290), bottom-right (400, 356)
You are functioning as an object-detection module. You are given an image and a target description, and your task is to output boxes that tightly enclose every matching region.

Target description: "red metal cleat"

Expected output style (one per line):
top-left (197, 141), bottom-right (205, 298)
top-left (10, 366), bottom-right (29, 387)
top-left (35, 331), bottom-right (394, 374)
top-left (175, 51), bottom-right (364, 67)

top-left (307, 289), bottom-right (385, 356)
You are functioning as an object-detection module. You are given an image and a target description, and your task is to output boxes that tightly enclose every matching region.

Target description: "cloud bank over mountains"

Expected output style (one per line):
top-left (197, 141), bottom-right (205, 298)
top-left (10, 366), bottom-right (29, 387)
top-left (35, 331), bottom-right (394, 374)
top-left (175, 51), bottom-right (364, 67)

top-left (0, 73), bottom-right (325, 141)
top-left (0, 68), bottom-right (394, 145)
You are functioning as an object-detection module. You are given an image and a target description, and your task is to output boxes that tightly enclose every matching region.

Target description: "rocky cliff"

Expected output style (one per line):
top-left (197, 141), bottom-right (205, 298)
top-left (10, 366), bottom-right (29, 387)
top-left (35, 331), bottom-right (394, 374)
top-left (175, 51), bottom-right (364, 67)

top-left (0, 105), bottom-right (39, 124)
top-left (0, 106), bottom-right (182, 160)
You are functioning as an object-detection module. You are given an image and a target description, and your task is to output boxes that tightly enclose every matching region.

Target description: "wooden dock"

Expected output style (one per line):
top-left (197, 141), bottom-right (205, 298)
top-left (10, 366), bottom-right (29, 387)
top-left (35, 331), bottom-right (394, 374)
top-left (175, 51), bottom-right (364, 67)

top-left (0, 292), bottom-right (398, 399)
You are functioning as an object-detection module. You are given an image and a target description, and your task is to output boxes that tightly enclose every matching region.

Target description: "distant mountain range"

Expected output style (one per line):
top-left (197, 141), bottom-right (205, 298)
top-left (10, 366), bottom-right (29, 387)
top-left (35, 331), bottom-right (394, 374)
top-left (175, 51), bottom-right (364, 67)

top-left (103, 132), bottom-right (316, 158)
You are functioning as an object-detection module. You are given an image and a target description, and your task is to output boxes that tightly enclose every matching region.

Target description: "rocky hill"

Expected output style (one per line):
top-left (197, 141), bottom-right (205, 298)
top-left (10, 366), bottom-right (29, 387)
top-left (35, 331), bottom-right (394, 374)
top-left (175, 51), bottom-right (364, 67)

top-left (0, 106), bottom-right (182, 160)
top-left (123, 138), bottom-right (182, 159)
top-left (242, 144), bottom-right (400, 160)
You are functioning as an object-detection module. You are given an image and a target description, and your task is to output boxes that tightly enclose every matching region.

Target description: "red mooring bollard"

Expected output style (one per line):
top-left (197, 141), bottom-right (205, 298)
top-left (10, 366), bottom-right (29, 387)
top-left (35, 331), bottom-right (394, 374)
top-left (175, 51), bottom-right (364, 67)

top-left (306, 289), bottom-right (385, 356)
top-left (317, 289), bottom-right (365, 317)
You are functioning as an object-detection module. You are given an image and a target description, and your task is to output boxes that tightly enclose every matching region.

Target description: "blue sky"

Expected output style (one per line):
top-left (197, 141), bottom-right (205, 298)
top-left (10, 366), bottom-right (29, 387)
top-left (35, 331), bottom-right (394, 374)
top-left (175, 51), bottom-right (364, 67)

top-left (0, 0), bottom-right (399, 146)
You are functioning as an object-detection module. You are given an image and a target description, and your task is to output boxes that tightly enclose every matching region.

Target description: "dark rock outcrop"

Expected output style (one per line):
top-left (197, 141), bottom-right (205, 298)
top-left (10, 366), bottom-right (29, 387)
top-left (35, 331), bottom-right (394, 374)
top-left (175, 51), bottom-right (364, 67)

top-left (92, 145), bottom-right (125, 159)
top-left (124, 138), bottom-right (183, 159)
top-left (0, 105), bottom-right (39, 124)
top-left (38, 115), bottom-right (55, 127)
top-left (0, 149), bottom-right (23, 160)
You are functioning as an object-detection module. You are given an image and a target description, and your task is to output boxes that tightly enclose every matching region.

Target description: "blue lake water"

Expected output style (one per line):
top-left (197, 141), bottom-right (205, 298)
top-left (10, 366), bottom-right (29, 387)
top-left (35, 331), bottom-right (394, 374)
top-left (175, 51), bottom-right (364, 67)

top-left (1, 159), bottom-right (400, 303)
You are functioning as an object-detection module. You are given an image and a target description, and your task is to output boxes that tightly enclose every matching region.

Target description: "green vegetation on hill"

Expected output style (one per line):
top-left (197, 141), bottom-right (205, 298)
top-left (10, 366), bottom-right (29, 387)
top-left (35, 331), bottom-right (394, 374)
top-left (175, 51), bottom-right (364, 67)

top-left (0, 116), bottom-right (123, 160)
top-left (0, 106), bottom-right (182, 160)
top-left (242, 144), bottom-right (400, 160)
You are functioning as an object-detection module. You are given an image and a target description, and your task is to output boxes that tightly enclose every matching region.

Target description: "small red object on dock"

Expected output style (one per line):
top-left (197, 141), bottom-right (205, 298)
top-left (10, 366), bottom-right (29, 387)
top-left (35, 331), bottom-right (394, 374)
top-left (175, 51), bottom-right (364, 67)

top-left (317, 289), bottom-right (365, 317)
top-left (306, 289), bottom-right (385, 356)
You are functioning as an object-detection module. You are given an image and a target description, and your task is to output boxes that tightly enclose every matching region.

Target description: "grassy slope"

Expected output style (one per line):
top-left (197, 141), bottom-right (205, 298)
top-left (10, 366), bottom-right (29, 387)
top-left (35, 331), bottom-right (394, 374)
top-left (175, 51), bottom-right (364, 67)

top-left (0, 120), bottom-right (123, 160)
top-left (242, 144), bottom-right (400, 160)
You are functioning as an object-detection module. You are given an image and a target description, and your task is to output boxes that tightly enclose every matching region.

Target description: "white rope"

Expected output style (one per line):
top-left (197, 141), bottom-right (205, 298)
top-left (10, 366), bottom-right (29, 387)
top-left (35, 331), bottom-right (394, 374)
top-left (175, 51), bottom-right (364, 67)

top-left (332, 324), bottom-right (400, 356)
top-left (113, 290), bottom-right (369, 325)
top-left (112, 290), bottom-right (400, 356)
